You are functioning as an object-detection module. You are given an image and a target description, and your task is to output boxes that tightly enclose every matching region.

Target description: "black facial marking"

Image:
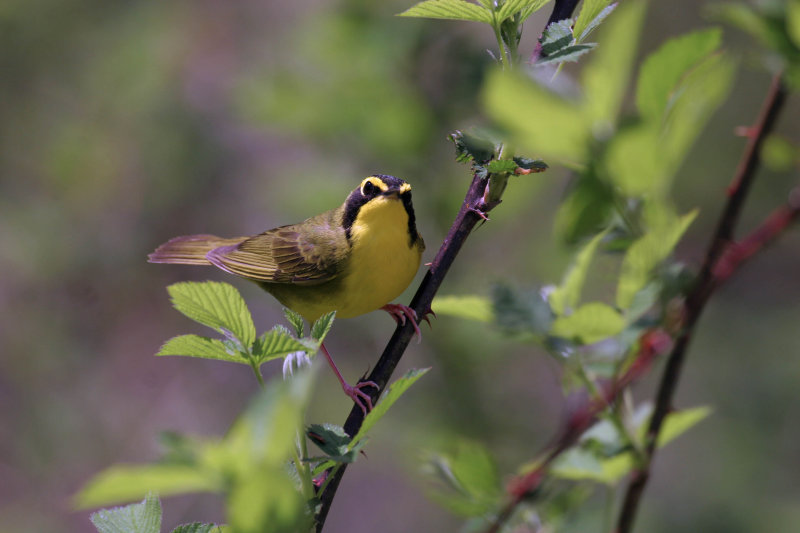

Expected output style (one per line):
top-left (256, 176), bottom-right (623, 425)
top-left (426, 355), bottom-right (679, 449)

top-left (342, 175), bottom-right (421, 246)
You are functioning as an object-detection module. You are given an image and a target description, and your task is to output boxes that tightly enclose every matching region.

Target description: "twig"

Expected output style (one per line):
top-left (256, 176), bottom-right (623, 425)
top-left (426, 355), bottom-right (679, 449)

top-left (615, 72), bottom-right (788, 533)
top-left (485, 330), bottom-right (674, 533)
top-left (314, 171), bottom-right (494, 530)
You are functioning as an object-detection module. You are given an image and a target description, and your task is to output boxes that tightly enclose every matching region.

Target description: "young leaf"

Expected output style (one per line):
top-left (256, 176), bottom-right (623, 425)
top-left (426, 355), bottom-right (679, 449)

top-left (432, 295), bottom-right (494, 323)
top-left (616, 210), bottom-right (697, 309)
top-left (550, 302), bottom-right (626, 344)
top-left (636, 28), bottom-right (722, 120)
top-left (251, 327), bottom-right (309, 364)
top-left (310, 311), bottom-right (336, 342)
top-left (397, 0), bottom-right (493, 24)
top-left (167, 282), bottom-right (256, 347)
top-left (549, 228), bottom-right (610, 315)
top-left (574, 0), bottom-right (617, 42)
top-left (539, 19), bottom-right (575, 58)
top-left (498, 0), bottom-right (552, 22)
top-left (90, 493), bottom-right (162, 533)
top-left (157, 335), bottom-right (246, 363)
top-left (656, 405), bottom-right (712, 447)
top-left (350, 368), bottom-right (430, 448)
top-left (75, 465), bottom-right (219, 509)
top-left (283, 308), bottom-right (305, 337)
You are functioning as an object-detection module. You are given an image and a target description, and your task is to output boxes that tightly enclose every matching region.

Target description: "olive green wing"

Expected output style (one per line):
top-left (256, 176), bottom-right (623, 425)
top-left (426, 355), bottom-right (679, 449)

top-left (206, 209), bottom-right (349, 285)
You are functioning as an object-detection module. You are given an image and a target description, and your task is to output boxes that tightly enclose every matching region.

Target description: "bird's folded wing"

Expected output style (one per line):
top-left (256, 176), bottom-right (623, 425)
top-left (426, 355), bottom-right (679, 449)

top-left (206, 223), bottom-right (345, 285)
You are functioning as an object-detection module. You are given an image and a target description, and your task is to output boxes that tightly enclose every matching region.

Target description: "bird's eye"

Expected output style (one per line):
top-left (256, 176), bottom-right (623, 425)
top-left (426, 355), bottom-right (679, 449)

top-left (362, 181), bottom-right (377, 196)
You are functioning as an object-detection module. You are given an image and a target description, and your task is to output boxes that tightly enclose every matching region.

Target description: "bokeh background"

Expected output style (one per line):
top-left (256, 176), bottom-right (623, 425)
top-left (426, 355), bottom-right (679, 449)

top-left (2, 0), bottom-right (799, 531)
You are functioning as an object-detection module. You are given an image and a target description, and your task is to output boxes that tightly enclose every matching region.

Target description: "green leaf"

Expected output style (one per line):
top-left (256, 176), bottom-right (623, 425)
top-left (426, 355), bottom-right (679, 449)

top-left (283, 308), bottom-right (305, 337)
top-left (90, 493), bottom-right (162, 533)
top-left (539, 19), bottom-right (575, 58)
top-left (574, 0), bottom-right (616, 42)
top-left (554, 173), bottom-right (615, 243)
top-left (397, 0), bottom-right (493, 24)
top-left (171, 523), bottom-right (226, 533)
top-left (157, 335), bottom-right (246, 363)
top-left (305, 423), bottom-right (364, 463)
top-left (75, 465), bottom-right (219, 509)
top-left (424, 440), bottom-right (501, 517)
top-left (550, 229), bottom-right (609, 315)
top-left (487, 159), bottom-right (518, 173)
top-left (310, 311), bottom-right (336, 342)
top-left (167, 282), bottom-right (256, 347)
top-left (432, 295), bottom-right (494, 322)
top-left (227, 465), bottom-right (310, 533)
top-left (582, 0), bottom-right (646, 128)
top-left (498, 0), bottom-right (552, 22)
top-left (536, 43), bottom-right (597, 66)
top-left (484, 69), bottom-right (589, 162)
top-left (636, 28), bottom-right (722, 120)
top-left (492, 283), bottom-right (553, 336)
top-left (350, 368), bottom-right (430, 448)
top-left (550, 302), bottom-right (626, 344)
top-left (657, 405), bottom-right (712, 447)
top-left (449, 129), bottom-right (499, 164)
top-left (616, 210), bottom-right (697, 309)
top-left (251, 327), bottom-right (309, 364)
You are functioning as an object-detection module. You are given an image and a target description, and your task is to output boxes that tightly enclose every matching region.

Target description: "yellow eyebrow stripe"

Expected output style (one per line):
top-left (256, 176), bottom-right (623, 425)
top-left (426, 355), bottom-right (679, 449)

top-left (362, 176), bottom-right (389, 192)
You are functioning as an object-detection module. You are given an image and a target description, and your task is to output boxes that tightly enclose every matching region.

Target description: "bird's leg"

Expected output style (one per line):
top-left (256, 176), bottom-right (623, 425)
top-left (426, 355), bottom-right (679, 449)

top-left (381, 303), bottom-right (424, 341)
top-left (320, 343), bottom-right (379, 415)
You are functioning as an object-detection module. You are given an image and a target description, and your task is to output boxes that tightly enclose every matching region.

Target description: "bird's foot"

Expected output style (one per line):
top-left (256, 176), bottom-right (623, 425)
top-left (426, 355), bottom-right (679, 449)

top-left (381, 303), bottom-right (422, 341)
top-left (343, 379), bottom-right (380, 415)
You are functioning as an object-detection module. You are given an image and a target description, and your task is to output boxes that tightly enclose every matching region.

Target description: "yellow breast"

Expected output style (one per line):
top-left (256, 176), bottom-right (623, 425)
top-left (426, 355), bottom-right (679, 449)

top-left (336, 195), bottom-right (422, 318)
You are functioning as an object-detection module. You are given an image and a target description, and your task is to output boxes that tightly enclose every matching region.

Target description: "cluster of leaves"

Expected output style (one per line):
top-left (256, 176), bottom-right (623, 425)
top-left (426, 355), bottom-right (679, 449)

top-left (76, 282), bottom-right (427, 532)
top-left (427, 1), bottom-right (735, 528)
top-left (90, 493), bottom-right (224, 533)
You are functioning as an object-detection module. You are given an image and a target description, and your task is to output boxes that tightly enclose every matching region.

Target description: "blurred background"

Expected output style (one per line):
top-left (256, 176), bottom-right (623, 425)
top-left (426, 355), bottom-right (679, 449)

top-left (1, 0), bottom-right (799, 531)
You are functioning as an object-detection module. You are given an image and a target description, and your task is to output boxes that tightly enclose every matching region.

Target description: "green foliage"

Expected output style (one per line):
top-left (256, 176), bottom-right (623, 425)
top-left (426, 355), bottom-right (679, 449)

top-left (78, 372), bottom-right (315, 532)
top-left (398, 0), bottom-right (494, 23)
top-left (549, 229), bottom-right (609, 315)
top-left (432, 294), bottom-right (494, 322)
top-left (423, 440), bottom-right (502, 516)
top-left (551, 302), bottom-right (626, 344)
top-left (90, 493), bottom-right (161, 533)
top-left (157, 282), bottom-right (332, 383)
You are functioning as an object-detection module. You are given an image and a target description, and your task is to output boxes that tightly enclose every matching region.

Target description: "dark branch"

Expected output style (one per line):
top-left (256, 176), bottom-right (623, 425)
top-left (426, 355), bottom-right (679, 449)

top-left (615, 72), bottom-right (788, 533)
top-left (547, 0), bottom-right (582, 27)
top-left (314, 171), bottom-right (492, 530)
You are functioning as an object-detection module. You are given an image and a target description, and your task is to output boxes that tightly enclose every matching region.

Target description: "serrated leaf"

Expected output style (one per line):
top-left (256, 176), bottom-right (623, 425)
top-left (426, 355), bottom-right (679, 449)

top-left (636, 28), bottom-right (722, 120)
top-left (398, 0), bottom-right (493, 23)
top-left (307, 423), bottom-right (352, 458)
top-left (432, 295), bottom-right (494, 322)
top-left (283, 308), bottom-right (305, 337)
top-left (75, 465), bottom-right (219, 509)
top-left (582, 0), bottom-right (646, 127)
top-left (539, 19), bottom-right (575, 58)
top-left (252, 327), bottom-right (309, 364)
top-left (616, 210), bottom-right (697, 309)
top-left (171, 523), bottom-right (226, 533)
top-left (550, 302), bottom-right (625, 344)
top-left (550, 229), bottom-right (610, 315)
top-left (449, 130), bottom-right (498, 164)
top-left (574, 0), bottom-right (616, 42)
top-left (498, 0), bottom-right (551, 21)
top-left (350, 368), bottom-right (430, 448)
top-left (167, 282), bottom-right (256, 347)
top-left (484, 69), bottom-right (589, 162)
top-left (90, 493), bottom-right (162, 533)
top-left (157, 335), bottom-right (246, 363)
top-left (487, 159), bottom-right (518, 173)
top-left (310, 311), bottom-right (336, 342)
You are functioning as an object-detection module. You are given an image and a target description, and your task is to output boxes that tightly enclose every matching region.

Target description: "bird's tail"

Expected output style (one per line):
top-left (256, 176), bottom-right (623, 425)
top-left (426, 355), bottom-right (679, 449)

top-left (148, 234), bottom-right (247, 265)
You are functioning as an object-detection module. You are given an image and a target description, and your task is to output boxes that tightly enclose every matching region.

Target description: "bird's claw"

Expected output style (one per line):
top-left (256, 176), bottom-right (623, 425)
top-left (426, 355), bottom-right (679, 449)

top-left (343, 380), bottom-right (379, 415)
top-left (382, 303), bottom-right (422, 342)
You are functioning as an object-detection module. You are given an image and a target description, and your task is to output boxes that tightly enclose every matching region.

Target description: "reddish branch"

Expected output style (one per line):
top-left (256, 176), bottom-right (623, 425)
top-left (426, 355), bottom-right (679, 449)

top-left (615, 73), bottom-right (789, 533)
top-left (486, 329), bottom-right (673, 533)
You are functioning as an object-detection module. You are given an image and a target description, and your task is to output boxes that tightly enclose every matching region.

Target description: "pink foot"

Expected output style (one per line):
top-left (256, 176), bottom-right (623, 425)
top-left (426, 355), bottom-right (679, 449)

top-left (343, 379), bottom-right (379, 415)
top-left (381, 303), bottom-right (422, 342)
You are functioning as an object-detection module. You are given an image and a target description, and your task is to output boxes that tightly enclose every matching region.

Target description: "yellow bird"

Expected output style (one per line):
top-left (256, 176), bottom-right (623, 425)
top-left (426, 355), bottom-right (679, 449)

top-left (148, 175), bottom-right (425, 412)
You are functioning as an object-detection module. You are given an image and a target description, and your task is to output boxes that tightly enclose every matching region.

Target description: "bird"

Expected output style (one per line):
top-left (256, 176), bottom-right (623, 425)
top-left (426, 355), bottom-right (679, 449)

top-left (148, 174), bottom-right (425, 413)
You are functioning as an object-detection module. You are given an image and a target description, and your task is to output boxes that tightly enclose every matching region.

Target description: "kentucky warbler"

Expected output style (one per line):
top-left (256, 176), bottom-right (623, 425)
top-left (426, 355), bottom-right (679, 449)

top-left (148, 175), bottom-right (425, 413)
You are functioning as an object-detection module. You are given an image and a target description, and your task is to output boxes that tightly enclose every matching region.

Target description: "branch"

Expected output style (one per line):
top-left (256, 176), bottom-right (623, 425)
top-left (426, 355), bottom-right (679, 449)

top-left (314, 171), bottom-right (495, 530)
top-left (615, 72), bottom-right (789, 533)
top-left (485, 329), bottom-right (674, 533)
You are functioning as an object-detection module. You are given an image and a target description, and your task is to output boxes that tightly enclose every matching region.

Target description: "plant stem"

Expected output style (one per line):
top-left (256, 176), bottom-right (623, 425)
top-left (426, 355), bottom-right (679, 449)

top-left (493, 22), bottom-right (511, 69)
top-left (615, 72), bottom-right (788, 533)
